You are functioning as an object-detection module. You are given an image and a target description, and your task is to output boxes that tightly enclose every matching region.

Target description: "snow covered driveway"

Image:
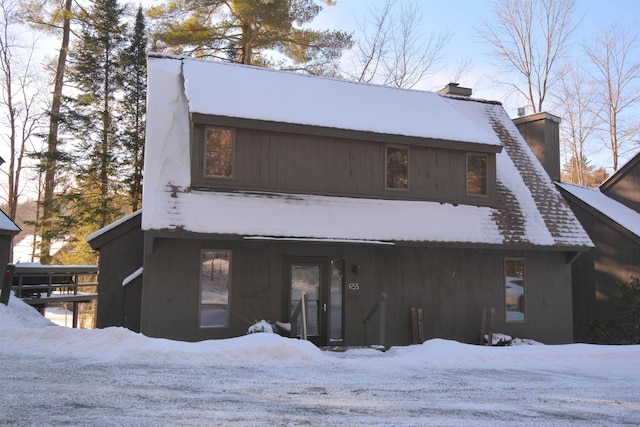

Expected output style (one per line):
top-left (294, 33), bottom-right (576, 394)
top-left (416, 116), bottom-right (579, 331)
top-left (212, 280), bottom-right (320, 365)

top-left (1, 298), bottom-right (639, 426)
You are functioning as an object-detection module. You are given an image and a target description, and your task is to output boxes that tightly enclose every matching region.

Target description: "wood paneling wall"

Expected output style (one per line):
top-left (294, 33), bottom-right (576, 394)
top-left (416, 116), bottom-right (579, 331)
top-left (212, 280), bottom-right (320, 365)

top-left (192, 125), bottom-right (497, 207)
top-left (141, 237), bottom-right (574, 345)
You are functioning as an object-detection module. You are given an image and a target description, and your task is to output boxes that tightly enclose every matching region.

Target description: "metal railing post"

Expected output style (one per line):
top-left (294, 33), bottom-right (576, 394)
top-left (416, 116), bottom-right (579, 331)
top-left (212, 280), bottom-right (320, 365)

top-left (300, 291), bottom-right (308, 340)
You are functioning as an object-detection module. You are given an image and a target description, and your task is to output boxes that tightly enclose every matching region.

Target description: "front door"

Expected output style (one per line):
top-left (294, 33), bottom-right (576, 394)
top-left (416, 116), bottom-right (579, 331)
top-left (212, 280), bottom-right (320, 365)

top-left (286, 257), bottom-right (344, 346)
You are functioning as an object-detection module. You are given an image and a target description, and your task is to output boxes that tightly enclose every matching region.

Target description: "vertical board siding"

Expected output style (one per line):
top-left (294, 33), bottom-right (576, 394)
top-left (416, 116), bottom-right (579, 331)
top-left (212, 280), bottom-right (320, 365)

top-left (141, 238), bottom-right (574, 345)
top-left (194, 125), bottom-right (494, 206)
top-left (603, 162), bottom-right (640, 212)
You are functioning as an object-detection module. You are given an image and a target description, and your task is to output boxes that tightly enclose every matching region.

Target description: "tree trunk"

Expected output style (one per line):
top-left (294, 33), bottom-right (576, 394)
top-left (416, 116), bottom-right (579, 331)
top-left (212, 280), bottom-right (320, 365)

top-left (40, 0), bottom-right (72, 264)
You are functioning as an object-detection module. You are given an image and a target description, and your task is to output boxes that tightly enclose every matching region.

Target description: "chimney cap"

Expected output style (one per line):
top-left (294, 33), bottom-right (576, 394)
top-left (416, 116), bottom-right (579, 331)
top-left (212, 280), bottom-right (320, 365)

top-left (437, 82), bottom-right (472, 97)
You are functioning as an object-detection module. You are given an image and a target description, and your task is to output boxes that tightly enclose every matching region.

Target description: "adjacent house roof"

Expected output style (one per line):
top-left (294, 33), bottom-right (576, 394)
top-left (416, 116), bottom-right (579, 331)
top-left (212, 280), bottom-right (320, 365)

top-left (140, 55), bottom-right (592, 251)
top-left (557, 182), bottom-right (640, 240)
top-left (0, 209), bottom-right (20, 236)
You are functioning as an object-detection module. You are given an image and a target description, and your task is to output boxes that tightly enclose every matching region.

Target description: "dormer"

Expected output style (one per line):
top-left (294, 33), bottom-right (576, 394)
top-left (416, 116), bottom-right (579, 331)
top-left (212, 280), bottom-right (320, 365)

top-left (184, 59), bottom-right (501, 208)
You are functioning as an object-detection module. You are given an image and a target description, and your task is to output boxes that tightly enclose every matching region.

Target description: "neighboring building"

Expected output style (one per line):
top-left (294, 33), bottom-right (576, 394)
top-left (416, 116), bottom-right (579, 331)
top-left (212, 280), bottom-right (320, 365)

top-left (0, 209), bottom-right (20, 268)
top-left (88, 55), bottom-right (592, 346)
top-left (557, 153), bottom-right (640, 342)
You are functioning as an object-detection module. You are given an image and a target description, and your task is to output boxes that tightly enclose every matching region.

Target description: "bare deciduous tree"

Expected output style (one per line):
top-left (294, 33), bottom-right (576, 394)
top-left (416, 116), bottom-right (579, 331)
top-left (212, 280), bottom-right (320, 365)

top-left (477, 0), bottom-right (578, 113)
top-left (23, 0), bottom-right (75, 263)
top-left (0, 0), bottom-right (46, 261)
top-left (0, 0), bottom-right (45, 216)
top-left (584, 24), bottom-right (640, 172)
top-left (347, 0), bottom-right (450, 89)
top-left (554, 63), bottom-right (601, 186)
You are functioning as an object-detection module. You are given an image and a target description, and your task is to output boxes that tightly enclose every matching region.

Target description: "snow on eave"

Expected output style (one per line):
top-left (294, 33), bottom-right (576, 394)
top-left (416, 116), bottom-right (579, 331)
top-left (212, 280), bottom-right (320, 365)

top-left (177, 56), bottom-right (502, 147)
top-left (86, 210), bottom-right (141, 244)
top-left (143, 189), bottom-right (503, 246)
top-left (557, 182), bottom-right (640, 239)
top-left (0, 208), bottom-right (20, 234)
top-left (122, 267), bottom-right (143, 287)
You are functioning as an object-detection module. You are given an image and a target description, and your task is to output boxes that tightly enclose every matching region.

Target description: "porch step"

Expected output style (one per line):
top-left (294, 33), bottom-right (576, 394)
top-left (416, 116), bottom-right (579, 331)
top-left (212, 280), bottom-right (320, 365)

top-left (319, 345), bottom-right (386, 353)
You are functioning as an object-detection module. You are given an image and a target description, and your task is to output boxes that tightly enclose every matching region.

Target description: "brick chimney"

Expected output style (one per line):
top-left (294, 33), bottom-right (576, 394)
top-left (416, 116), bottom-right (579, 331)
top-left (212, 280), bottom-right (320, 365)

top-left (437, 83), bottom-right (472, 97)
top-left (513, 112), bottom-right (561, 181)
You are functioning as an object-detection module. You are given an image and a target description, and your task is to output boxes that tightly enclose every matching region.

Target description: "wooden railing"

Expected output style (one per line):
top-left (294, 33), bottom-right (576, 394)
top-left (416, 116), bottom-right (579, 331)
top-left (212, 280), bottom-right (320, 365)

top-left (362, 292), bottom-right (387, 349)
top-left (1, 264), bottom-right (99, 328)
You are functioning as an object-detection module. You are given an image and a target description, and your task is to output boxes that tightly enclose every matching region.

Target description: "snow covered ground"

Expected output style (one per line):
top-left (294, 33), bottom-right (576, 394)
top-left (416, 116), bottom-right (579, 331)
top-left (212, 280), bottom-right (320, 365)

top-left (1, 296), bottom-right (639, 426)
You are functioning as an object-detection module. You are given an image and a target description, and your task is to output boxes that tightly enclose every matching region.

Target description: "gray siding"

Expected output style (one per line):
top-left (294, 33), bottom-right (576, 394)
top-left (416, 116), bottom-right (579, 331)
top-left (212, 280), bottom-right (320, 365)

top-left (92, 217), bottom-right (144, 331)
top-left (567, 201), bottom-right (640, 342)
top-left (601, 157), bottom-right (640, 212)
top-left (0, 235), bottom-right (12, 270)
top-left (191, 125), bottom-right (497, 207)
top-left (141, 237), bottom-right (574, 345)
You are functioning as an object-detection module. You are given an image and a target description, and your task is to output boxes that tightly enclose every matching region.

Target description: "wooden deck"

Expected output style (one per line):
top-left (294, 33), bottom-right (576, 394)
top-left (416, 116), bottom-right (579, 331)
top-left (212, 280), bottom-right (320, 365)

top-left (2, 264), bottom-right (99, 328)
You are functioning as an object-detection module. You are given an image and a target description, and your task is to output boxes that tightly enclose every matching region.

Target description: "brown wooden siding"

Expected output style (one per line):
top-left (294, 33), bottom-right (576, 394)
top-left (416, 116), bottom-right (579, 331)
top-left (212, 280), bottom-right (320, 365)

top-left (92, 218), bottom-right (144, 332)
top-left (568, 201), bottom-right (640, 342)
top-left (192, 124), bottom-right (497, 207)
top-left (141, 237), bottom-right (573, 345)
top-left (601, 159), bottom-right (640, 212)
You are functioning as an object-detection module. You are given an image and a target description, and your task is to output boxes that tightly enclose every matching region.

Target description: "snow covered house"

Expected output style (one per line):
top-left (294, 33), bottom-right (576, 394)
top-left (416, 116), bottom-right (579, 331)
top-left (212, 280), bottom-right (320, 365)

top-left (557, 153), bottom-right (640, 342)
top-left (88, 54), bottom-right (592, 346)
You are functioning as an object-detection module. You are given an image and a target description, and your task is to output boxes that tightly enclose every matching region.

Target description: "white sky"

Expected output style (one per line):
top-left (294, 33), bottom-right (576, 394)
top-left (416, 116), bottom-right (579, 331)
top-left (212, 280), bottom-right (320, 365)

top-left (1, 295), bottom-right (640, 425)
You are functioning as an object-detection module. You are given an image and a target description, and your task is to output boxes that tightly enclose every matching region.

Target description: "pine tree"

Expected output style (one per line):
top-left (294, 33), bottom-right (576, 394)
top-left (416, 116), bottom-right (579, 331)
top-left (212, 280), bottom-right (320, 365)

top-left (22, 0), bottom-right (76, 263)
top-left (119, 6), bottom-right (147, 211)
top-left (147, 0), bottom-right (352, 75)
top-left (66, 0), bottom-right (127, 231)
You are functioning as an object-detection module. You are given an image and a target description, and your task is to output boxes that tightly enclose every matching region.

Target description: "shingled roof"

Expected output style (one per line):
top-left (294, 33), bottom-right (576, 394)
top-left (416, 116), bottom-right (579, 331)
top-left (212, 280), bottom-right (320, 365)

top-left (140, 55), bottom-right (592, 251)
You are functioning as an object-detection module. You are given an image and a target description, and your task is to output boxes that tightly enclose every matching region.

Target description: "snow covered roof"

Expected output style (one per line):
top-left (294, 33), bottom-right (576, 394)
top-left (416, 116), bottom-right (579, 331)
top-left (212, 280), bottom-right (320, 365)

top-left (180, 55), bottom-right (501, 148)
top-left (0, 209), bottom-right (19, 235)
top-left (140, 55), bottom-right (592, 250)
top-left (556, 182), bottom-right (640, 239)
top-left (86, 210), bottom-right (141, 244)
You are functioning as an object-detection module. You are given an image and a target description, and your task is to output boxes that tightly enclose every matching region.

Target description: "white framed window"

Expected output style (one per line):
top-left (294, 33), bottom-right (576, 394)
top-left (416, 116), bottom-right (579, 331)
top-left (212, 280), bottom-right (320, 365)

top-left (505, 258), bottom-right (525, 322)
top-left (199, 250), bottom-right (231, 328)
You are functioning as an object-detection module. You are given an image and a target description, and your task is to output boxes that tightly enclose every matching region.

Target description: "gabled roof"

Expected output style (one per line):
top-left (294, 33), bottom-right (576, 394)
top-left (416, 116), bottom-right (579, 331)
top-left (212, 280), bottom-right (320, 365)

top-left (557, 182), bottom-right (640, 241)
top-left (599, 151), bottom-right (640, 193)
top-left (140, 55), bottom-right (592, 250)
top-left (86, 210), bottom-right (141, 250)
top-left (0, 208), bottom-right (20, 236)
top-left (179, 54), bottom-right (502, 149)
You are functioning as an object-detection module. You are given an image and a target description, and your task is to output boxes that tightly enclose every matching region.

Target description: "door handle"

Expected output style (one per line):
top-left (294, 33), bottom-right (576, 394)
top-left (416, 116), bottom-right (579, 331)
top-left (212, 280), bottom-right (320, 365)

top-left (323, 303), bottom-right (327, 312)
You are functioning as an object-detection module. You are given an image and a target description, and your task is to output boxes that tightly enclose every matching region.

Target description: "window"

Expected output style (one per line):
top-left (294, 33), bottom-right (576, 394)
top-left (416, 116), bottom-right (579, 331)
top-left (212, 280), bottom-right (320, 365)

top-left (386, 145), bottom-right (408, 190)
top-left (204, 127), bottom-right (234, 178)
top-left (330, 259), bottom-right (344, 342)
top-left (505, 258), bottom-right (525, 322)
top-left (200, 250), bottom-right (231, 328)
top-left (467, 153), bottom-right (487, 196)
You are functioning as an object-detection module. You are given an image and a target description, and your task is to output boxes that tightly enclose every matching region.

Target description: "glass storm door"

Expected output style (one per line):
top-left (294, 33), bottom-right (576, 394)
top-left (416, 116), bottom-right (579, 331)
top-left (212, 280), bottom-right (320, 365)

top-left (287, 258), bottom-right (344, 346)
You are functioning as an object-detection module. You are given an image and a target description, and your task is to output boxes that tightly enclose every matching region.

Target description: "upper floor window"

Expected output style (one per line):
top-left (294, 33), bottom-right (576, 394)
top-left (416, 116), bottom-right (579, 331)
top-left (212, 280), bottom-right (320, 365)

top-left (205, 127), bottom-right (234, 178)
top-left (386, 145), bottom-right (408, 190)
top-left (467, 153), bottom-right (487, 196)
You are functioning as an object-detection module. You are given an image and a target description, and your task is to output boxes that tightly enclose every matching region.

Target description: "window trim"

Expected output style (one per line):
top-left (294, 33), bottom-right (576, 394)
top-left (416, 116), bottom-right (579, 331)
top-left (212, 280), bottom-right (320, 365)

top-left (198, 249), bottom-right (232, 329)
top-left (466, 152), bottom-right (488, 197)
top-left (202, 126), bottom-right (236, 180)
top-left (504, 257), bottom-right (526, 323)
top-left (385, 144), bottom-right (409, 191)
